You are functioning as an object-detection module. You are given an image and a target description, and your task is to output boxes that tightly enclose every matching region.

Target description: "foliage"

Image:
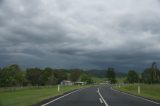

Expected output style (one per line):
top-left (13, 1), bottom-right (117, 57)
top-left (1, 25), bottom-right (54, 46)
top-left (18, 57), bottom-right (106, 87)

top-left (40, 67), bottom-right (57, 85)
top-left (80, 74), bottom-right (93, 84)
top-left (26, 67), bottom-right (57, 86)
top-left (0, 64), bottom-right (89, 87)
top-left (106, 68), bottom-right (117, 84)
top-left (69, 70), bottom-right (81, 82)
top-left (142, 62), bottom-right (160, 84)
top-left (125, 70), bottom-right (139, 83)
top-left (0, 64), bottom-right (25, 87)
top-left (54, 70), bottom-right (68, 83)
top-left (1, 62), bottom-right (160, 87)
top-left (26, 68), bottom-right (42, 86)
top-left (142, 68), bottom-right (160, 83)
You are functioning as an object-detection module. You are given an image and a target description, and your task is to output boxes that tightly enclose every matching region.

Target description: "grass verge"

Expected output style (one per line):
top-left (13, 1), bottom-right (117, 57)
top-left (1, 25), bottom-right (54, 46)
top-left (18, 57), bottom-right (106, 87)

top-left (92, 77), bottom-right (107, 83)
top-left (113, 84), bottom-right (160, 101)
top-left (0, 85), bottom-right (89, 106)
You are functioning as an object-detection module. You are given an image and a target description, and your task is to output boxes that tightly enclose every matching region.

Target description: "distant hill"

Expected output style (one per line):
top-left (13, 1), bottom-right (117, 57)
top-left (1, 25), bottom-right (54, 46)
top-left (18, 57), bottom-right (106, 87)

top-left (87, 69), bottom-right (127, 78)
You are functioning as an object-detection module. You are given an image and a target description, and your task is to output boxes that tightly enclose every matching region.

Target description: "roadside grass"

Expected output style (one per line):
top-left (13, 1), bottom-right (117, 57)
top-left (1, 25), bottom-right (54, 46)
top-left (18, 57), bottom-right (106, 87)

top-left (92, 77), bottom-right (107, 83)
top-left (116, 77), bottom-right (126, 83)
top-left (0, 85), bottom-right (88, 106)
top-left (114, 84), bottom-right (160, 101)
top-left (91, 77), bottom-right (126, 83)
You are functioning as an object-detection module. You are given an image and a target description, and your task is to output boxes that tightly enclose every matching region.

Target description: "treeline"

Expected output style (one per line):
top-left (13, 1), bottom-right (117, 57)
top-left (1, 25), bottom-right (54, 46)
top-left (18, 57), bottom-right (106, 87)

top-left (1, 62), bottom-right (159, 87)
top-left (105, 62), bottom-right (160, 84)
top-left (0, 64), bottom-right (93, 87)
top-left (88, 69), bottom-right (127, 78)
top-left (125, 62), bottom-right (160, 84)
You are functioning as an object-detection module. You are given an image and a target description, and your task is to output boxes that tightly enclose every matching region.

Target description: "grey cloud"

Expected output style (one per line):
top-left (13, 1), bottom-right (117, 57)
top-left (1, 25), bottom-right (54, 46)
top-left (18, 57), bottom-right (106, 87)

top-left (0, 0), bottom-right (160, 71)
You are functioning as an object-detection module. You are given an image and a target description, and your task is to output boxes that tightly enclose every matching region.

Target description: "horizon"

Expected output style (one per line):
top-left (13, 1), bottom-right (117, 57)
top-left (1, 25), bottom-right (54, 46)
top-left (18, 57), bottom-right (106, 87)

top-left (0, 62), bottom-right (157, 73)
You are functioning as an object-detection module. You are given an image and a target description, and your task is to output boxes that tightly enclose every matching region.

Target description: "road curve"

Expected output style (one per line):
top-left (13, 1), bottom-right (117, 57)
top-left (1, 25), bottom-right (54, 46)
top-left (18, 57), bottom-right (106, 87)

top-left (40, 85), bottom-right (160, 106)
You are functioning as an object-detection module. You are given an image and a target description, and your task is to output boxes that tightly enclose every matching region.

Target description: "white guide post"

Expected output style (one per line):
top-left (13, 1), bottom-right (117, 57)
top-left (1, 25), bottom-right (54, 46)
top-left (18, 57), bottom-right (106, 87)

top-left (138, 85), bottom-right (140, 94)
top-left (58, 85), bottom-right (60, 92)
top-left (119, 84), bottom-right (121, 88)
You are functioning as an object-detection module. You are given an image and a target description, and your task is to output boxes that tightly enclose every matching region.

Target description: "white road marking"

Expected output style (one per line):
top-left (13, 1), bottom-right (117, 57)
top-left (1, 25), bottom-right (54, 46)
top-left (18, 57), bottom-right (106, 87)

top-left (111, 87), bottom-right (160, 105)
top-left (97, 88), bottom-right (109, 106)
top-left (41, 89), bottom-right (81, 106)
top-left (99, 98), bottom-right (103, 103)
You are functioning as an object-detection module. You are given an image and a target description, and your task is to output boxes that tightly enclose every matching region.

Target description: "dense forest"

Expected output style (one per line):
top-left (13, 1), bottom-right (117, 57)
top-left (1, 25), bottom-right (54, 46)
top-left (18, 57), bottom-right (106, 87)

top-left (0, 64), bottom-right (94, 87)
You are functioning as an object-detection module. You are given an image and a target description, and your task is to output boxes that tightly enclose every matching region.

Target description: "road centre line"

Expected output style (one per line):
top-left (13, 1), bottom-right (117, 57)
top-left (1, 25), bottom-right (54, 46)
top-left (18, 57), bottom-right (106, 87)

top-left (97, 88), bottom-right (109, 106)
top-left (99, 98), bottom-right (103, 103)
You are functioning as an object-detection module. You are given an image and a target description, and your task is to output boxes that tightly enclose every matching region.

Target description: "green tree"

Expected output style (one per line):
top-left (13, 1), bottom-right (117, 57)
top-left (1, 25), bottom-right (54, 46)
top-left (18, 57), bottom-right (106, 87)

top-left (0, 64), bottom-right (25, 87)
top-left (70, 70), bottom-right (81, 82)
top-left (26, 68), bottom-right (42, 86)
top-left (126, 70), bottom-right (139, 83)
top-left (40, 67), bottom-right (57, 85)
top-left (106, 68), bottom-right (117, 84)
top-left (142, 62), bottom-right (160, 83)
top-left (54, 70), bottom-right (68, 83)
top-left (80, 74), bottom-right (93, 84)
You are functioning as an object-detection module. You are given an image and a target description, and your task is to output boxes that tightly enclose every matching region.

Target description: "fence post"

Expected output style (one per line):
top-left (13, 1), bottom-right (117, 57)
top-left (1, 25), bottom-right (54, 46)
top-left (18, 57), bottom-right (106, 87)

top-left (138, 85), bottom-right (140, 94)
top-left (119, 84), bottom-right (121, 88)
top-left (58, 85), bottom-right (60, 92)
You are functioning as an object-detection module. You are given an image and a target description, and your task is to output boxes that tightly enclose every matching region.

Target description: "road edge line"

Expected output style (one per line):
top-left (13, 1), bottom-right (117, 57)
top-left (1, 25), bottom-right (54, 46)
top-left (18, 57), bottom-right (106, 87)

top-left (41, 89), bottom-right (80, 106)
top-left (111, 87), bottom-right (160, 105)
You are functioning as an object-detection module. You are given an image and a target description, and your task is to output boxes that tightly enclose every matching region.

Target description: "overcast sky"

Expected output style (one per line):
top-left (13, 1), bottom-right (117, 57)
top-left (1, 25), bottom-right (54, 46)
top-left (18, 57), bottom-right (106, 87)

top-left (0, 0), bottom-right (160, 71)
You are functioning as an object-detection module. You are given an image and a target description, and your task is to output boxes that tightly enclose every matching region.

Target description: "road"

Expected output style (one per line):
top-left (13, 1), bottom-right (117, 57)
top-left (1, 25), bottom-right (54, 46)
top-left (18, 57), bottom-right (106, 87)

top-left (41, 85), bottom-right (160, 106)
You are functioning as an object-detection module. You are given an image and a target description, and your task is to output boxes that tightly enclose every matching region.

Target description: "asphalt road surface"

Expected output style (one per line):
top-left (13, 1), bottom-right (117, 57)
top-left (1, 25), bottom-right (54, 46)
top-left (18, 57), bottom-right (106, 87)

top-left (41, 85), bottom-right (160, 106)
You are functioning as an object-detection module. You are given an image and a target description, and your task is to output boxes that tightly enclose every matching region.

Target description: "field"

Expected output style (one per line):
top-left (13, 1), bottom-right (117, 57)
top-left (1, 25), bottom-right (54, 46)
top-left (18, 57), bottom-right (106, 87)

top-left (114, 84), bottom-right (160, 101)
top-left (92, 77), bottom-right (126, 83)
top-left (0, 85), bottom-right (88, 106)
top-left (116, 77), bottom-right (126, 83)
top-left (92, 77), bottom-right (107, 83)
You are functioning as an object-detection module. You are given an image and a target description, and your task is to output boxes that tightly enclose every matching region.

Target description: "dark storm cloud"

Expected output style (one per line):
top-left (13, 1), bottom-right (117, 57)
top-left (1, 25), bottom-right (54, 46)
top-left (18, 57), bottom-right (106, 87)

top-left (0, 0), bottom-right (160, 71)
top-left (0, 0), bottom-right (3, 4)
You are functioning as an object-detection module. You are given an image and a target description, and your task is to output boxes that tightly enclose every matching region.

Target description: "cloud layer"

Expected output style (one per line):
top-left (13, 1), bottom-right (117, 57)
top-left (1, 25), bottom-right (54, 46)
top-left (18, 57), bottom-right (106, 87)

top-left (0, 0), bottom-right (160, 71)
